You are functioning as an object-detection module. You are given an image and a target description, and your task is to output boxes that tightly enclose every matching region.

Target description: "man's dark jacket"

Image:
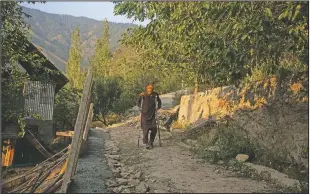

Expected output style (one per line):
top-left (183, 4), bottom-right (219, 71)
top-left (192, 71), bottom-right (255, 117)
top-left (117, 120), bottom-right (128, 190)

top-left (137, 92), bottom-right (162, 130)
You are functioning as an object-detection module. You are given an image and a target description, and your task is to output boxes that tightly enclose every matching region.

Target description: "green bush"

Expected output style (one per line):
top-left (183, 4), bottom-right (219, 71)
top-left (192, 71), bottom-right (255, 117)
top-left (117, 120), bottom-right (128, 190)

top-left (53, 86), bottom-right (82, 131)
top-left (92, 76), bottom-right (123, 125)
top-left (195, 126), bottom-right (258, 163)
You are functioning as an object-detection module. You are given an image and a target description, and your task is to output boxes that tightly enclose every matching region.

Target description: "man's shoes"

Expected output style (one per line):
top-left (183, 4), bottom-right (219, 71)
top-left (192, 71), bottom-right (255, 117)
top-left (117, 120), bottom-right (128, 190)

top-left (149, 142), bottom-right (154, 149)
top-left (144, 144), bottom-right (150, 149)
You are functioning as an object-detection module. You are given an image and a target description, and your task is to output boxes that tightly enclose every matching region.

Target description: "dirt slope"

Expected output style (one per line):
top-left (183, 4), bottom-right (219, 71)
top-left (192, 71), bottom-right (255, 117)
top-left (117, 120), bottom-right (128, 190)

top-left (104, 124), bottom-right (275, 193)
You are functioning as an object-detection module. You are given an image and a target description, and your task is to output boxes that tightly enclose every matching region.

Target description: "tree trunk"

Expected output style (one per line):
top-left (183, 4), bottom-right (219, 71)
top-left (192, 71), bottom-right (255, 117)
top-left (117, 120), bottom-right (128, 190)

top-left (99, 117), bottom-right (108, 126)
top-left (194, 77), bottom-right (199, 94)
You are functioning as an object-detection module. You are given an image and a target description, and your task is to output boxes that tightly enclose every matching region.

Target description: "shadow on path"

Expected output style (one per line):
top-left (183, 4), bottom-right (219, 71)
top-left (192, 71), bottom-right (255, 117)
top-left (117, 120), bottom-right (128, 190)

top-left (69, 128), bottom-right (112, 193)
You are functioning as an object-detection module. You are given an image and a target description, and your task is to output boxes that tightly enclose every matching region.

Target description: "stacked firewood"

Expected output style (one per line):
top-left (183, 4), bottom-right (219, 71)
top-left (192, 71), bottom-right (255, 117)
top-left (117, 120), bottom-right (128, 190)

top-left (1, 146), bottom-right (70, 193)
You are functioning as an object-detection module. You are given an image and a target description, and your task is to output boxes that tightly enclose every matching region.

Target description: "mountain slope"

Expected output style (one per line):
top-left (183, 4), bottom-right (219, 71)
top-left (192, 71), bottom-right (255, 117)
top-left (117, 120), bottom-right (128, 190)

top-left (22, 6), bottom-right (137, 72)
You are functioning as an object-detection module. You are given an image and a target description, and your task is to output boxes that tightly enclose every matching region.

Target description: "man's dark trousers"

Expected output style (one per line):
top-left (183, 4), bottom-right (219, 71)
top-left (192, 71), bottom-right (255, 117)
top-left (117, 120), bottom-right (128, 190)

top-left (143, 127), bottom-right (157, 144)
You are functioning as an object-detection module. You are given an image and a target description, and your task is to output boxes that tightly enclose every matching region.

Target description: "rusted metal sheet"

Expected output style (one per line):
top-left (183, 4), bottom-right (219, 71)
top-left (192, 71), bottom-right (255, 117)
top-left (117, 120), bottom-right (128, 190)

top-left (2, 140), bottom-right (15, 167)
top-left (24, 81), bottom-right (55, 120)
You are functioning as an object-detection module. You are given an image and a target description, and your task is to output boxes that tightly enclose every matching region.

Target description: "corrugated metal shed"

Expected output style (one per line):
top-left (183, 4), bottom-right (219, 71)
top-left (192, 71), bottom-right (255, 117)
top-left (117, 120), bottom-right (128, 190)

top-left (18, 39), bottom-right (69, 92)
top-left (24, 81), bottom-right (55, 121)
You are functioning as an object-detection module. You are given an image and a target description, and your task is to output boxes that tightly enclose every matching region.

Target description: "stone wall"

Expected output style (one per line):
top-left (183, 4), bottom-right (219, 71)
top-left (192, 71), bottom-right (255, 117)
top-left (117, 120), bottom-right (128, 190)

top-left (178, 76), bottom-right (308, 167)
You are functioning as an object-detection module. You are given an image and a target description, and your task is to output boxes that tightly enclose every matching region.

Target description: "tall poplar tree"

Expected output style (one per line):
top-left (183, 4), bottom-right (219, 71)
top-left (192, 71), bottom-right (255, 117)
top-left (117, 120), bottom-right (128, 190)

top-left (66, 26), bottom-right (83, 89)
top-left (92, 18), bottom-right (111, 77)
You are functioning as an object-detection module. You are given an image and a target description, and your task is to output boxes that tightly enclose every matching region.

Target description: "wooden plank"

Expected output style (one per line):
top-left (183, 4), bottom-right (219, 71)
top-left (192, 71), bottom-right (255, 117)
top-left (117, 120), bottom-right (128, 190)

top-left (56, 131), bottom-right (74, 137)
top-left (79, 103), bottom-right (94, 156)
top-left (71, 82), bottom-right (93, 176)
top-left (60, 69), bottom-right (93, 193)
top-left (83, 103), bottom-right (94, 141)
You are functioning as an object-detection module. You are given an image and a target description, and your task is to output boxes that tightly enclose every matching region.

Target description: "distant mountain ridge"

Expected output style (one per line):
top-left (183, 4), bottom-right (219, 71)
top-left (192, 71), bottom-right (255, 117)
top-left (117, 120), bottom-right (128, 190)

top-left (22, 6), bottom-right (137, 72)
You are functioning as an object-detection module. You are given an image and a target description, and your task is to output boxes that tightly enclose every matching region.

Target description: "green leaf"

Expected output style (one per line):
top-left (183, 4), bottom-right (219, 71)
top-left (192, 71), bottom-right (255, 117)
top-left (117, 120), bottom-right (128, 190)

top-left (278, 9), bottom-right (288, 20)
top-left (265, 8), bottom-right (273, 18)
top-left (292, 4), bottom-right (301, 21)
top-left (241, 35), bottom-right (248, 41)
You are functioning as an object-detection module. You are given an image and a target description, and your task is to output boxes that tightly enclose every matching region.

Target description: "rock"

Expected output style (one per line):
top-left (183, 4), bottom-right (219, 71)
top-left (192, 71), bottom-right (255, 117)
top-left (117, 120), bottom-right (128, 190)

top-left (171, 128), bottom-right (185, 133)
top-left (205, 146), bottom-right (220, 152)
top-left (236, 154), bottom-right (249, 162)
top-left (113, 187), bottom-right (122, 193)
top-left (114, 172), bottom-right (122, 178)
top-left (111, 167), bottom-right (121, 173)
top-left (117, 178), bottom-right (128, 185)
top-left (135, 182), bottom-right (149, 193)
top-left (108, 155), bottom-right (120, 160)
top-left (218, 160), bottom-right (224, 165)
top-left (154, 190), bottom-right (167, 193)
top-left (114, 163), bottom-right (123, 168)
top-left (120, 172), bottom-right (130, 178)
top-left (108, 182), bottom-right (121, 188)
top-left (108, 162), bottom-right (114, 167)
top-left (111, 168), bottom-right (121, 178)
top-left (196, 159), bottom-right (204, 163)
top-left (122, 188), bottom-right (131, 193)
top-left (172, 105), bottom-right (180, 113)
top-left (245, 162), bottom-right (300, 188)
top-left (128, 178), bottom-right (139, 186)
top-left (107, 159), bottom-right (118, 165)
top-left (134, 171), bottom-right (142, 179)
top-left (117, 185), bottom-right (126, 193)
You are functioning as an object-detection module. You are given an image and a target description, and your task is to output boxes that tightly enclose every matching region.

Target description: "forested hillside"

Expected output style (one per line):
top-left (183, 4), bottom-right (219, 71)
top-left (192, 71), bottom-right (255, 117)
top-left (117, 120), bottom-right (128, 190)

top-left (22, 6), bottom-right (137, 71)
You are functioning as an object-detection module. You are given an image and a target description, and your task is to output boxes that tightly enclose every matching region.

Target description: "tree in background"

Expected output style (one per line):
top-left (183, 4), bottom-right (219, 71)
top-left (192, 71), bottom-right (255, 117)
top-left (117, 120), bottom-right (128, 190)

top-left (1, 1), bottom-right (58, 134)
top-left (66, 26), bottom-right (84, 89)
top-left (114, 1), bottom-right (308, 90)
top-left (53, 87), bottom-right (82, 131)
top-left (92, 77), bottom-right (122, 126)
top-left (92, 18), bottom-right (112, 77)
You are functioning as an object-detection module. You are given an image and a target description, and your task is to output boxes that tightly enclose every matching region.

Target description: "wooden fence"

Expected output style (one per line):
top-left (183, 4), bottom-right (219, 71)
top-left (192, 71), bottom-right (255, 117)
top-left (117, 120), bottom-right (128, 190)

top-left (60, 69), bottom-right (94, 193)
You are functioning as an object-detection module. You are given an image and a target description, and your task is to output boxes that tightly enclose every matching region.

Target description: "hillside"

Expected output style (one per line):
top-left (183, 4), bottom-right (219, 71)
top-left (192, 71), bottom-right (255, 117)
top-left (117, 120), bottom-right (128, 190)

top-left (22, 6), bottom-right (137, 72)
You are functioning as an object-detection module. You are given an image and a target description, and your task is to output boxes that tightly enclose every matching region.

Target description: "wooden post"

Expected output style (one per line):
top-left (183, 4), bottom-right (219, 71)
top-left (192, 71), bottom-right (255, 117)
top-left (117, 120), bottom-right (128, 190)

top-left (71, 92), bottom-right (92, 176)
top-left (194, 77), bottom-right (199, 94)
top-left (79, 103), bottom-right (94, 156)
top-left (83, 103), bottom-right (94, 142)
top-left (60, 69), bottom-right (93, 193)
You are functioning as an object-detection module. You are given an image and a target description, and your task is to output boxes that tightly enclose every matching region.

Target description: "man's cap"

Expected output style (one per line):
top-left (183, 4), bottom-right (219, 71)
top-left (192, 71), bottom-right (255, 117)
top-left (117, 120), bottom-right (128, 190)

top-left (146, 84), bottom-right (153, 90)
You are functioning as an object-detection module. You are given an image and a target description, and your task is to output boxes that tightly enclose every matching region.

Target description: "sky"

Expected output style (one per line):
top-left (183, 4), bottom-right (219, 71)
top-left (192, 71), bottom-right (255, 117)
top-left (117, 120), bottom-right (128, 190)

top-left (20, 2), bottom-right (150, 26)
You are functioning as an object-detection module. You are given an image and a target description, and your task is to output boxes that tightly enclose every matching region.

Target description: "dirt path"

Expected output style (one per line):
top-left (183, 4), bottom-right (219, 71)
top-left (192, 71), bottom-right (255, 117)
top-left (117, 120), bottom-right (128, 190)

top-left (70, 91), bottom-right (275, 193)
top-left (159, 89), bottom-right (188, 109)
top-left (105, 124), bottom-right (275, 193)
top-left (69, 128), bottom-right (112, 193)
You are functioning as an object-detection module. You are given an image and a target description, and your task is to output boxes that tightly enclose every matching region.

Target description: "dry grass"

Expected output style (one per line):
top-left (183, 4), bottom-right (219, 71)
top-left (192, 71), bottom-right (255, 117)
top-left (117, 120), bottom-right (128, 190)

top-left (290, 82), bottom-right (302, 94)
top-left (171, 120), bottom-right (190, 129)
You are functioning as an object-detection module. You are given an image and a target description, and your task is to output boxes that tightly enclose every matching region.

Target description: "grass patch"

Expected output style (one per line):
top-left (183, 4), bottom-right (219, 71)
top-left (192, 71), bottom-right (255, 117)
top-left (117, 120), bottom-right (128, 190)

top-left (171, 120), bottom-right (191, 129)
top-left (191, 124), bottom-right (308, 193)
top-left (194, 125), bottom-right (258, 163)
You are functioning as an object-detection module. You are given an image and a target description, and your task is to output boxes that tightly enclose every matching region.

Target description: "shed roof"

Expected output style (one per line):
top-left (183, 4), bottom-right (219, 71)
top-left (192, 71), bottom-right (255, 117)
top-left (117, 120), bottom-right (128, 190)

top-left (18, 40), bottom-right (69, 92)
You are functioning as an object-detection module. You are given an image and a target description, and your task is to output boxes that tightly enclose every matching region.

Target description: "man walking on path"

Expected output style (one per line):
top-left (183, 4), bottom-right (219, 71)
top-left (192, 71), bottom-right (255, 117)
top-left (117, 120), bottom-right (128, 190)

top-left (138, 84), bottom-right (162, 149)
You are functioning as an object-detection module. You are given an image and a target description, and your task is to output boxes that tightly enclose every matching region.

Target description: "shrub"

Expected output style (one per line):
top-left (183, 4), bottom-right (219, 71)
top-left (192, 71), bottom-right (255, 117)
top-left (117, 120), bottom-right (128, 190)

top-left (53, 86), bottom-right (82, 131)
